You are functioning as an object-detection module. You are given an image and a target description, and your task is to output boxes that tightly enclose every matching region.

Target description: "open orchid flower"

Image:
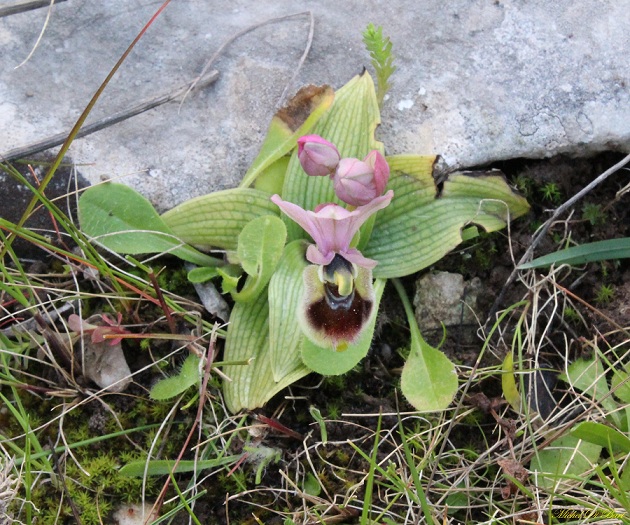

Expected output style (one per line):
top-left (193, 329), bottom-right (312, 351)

top-left (271, 189), bottom-right (393, 350)
top-left (270, 190), bottom-right (393, 268)
top-left (300, 255), bottom-right (374, 350)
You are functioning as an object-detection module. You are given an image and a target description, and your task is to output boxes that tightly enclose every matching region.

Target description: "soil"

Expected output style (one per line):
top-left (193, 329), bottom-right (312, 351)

top-left (2, 151), bottom-right (629, 524)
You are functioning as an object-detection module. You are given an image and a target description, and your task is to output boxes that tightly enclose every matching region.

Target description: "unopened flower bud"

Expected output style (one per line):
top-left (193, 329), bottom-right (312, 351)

top-left (297, 135), bottom-right (341, 177)
top-left (333, 150), bottom-right (390, 206)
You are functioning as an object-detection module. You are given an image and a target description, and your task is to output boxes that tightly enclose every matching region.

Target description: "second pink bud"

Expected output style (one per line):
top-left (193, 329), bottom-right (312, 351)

top-left (333, 150), bottom-right (390, 206)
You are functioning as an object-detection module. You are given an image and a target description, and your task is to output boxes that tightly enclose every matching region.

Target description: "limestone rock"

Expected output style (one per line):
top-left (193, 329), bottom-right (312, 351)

top-left (1, 1), bottom-right (628, 211)
top-left (413, 271), bottom-right (482, 333)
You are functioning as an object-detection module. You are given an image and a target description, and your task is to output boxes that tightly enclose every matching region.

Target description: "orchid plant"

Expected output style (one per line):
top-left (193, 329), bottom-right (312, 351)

top-left (78, 28), bottom-right (529, 413)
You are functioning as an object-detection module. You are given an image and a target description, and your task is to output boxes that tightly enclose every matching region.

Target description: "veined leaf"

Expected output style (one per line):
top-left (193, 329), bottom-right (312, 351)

top-left (240, 85), bottom-right (334, 188)
top-left (222, 280), bottom-right (310, 413)
top-left (519, 237), bottom-right (630, 269)
top-left (268, 240), bottom-right (309, 381)
top-left (281, 72), bottom-right (383, 242)
top-left (366, 163), bottom-right (530, 278)
top-left (78, 183), bottom-right (220, 267)
top-left (161, 188), bottom-right (279, 251)
top-left (301, 279), bottom-right (385, 376)
top-left (232, 215), bottom-right (287, 303)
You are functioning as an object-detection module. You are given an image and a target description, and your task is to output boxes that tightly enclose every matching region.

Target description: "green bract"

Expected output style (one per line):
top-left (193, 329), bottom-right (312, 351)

top-left (78, 70), bottom-right (529, 414)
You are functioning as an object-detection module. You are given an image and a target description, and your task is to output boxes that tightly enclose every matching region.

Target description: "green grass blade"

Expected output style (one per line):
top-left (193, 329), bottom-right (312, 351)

top-left (519, 237), bottom-right (630, 269)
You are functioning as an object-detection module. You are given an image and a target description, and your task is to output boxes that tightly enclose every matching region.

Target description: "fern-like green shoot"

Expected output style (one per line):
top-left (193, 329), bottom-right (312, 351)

top-left (362, 23), bottom-right (397, 107)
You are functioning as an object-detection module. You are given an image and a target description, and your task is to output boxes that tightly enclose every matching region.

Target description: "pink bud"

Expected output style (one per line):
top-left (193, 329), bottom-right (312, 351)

top-left (297, 135), bottom-right (341, 177)
top-left (333, 151), bottom-right (390, 206)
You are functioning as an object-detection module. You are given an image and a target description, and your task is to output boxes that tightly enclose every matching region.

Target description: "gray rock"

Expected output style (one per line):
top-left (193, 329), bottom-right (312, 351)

top-left (413, 271), bottom-right (482, 332)
top-left (1, 1), bottom-right (629, 211)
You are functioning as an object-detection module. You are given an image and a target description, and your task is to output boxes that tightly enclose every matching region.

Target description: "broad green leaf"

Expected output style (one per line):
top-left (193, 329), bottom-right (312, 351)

top-left (502, 352), bottom-right (521, 413)
top-left (570, 421), bottom-right (630, 453)
top-left (232, 215), bottom-right (287, 303)
top-left (301, 280), bottom-right (385, 376)
top-left (150, 354), bottom-right (200, 400)
top-left (240, 85), bottom-right (335, 188)
top-left (519, 237), bottom-right (630, 270)
top-left (394, 279), bottom-right (458, 412)
top-left (79, 183), bottom-right (220, 267)
top-left (282, 72), bottom-right (383, 242)
top-left (119, 455), bottom-right (241, 477)
top-left (530, 434), bottom-right (601, 491)
top-left (222, 285), bottom-right (310, 413)
top-left (268, 241), bottom-right (309, 381)
top-left (562, 355), bottom-right (622, 429)
top-left (400, 319), bottom-right (457, 412)
top-left (161, 188), bottom-right (279, 251)
top-left (366, 161), bottom-right (530, 278)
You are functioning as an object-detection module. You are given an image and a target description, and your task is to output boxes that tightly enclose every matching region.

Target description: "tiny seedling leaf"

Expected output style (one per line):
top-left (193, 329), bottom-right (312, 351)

top-left (519, 237), bottom-right (630, 269)
top-left (232, 215), bottom-right (287, 303)
top-left (79, 182), bottom-right (220, 267)
top-left (150, 354), bottom-right (200, 400)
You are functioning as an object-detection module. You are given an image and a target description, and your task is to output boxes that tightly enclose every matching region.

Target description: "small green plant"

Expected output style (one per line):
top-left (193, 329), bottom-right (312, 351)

top-left (582, 202), bottom-right (607, 226)
top-left (540, 181), bottom-right (562, 203)
top-left (594, 283), bottom-right (615, 304)
top-left (362, 23), bottom-right (397, 106)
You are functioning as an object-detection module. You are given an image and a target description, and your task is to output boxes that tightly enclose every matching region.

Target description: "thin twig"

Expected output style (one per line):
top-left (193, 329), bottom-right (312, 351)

top-left (181, 11), bottom-right (314, 109)
top-left (487, 153), bottom-right (630, 325)
top-left (0, 0), bottom-right (66, 18)
top-left (0, 70), bottom-right (219, 163)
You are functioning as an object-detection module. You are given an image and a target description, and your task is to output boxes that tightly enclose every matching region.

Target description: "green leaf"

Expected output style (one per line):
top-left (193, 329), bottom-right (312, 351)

top-left (268, 240), bottom-right (309, 381)
top-left (366, 161), bottom-right (530, 278)
top-left (119, 455), bottom-right (241, 477)
top-left (222, 280), bottom-right (310, 413)
top-left (530, 435), bottom-right (602, 491)
top-left (301, 280), bottom-right (386, 375)
top-left (502, 352), bottom-right (521, 413)
top-left (187, 265), bottom-right (242, 293)
top-left (518, 237), bottom-right (630, 269)
top-left (240, 85), bottom-right (334, 188)
top-left (150, 354), bottom-right (200, 400)
top-left (161, 188), bottom-right (279, 251)
top-left (393, 279), bottom-right (458, 412)
top-left (78, 183), bottom-right (220, 267)
top-left (570, 421), bottom-right (630, 453)
top-left (281, 71), bottom-right (383, 242)
top-left (232, 215), bottom-right (287, 303)
top-left (612, 370), bottom-right (630, 403)
top-left (562, 355), bottom-right (622, 429)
